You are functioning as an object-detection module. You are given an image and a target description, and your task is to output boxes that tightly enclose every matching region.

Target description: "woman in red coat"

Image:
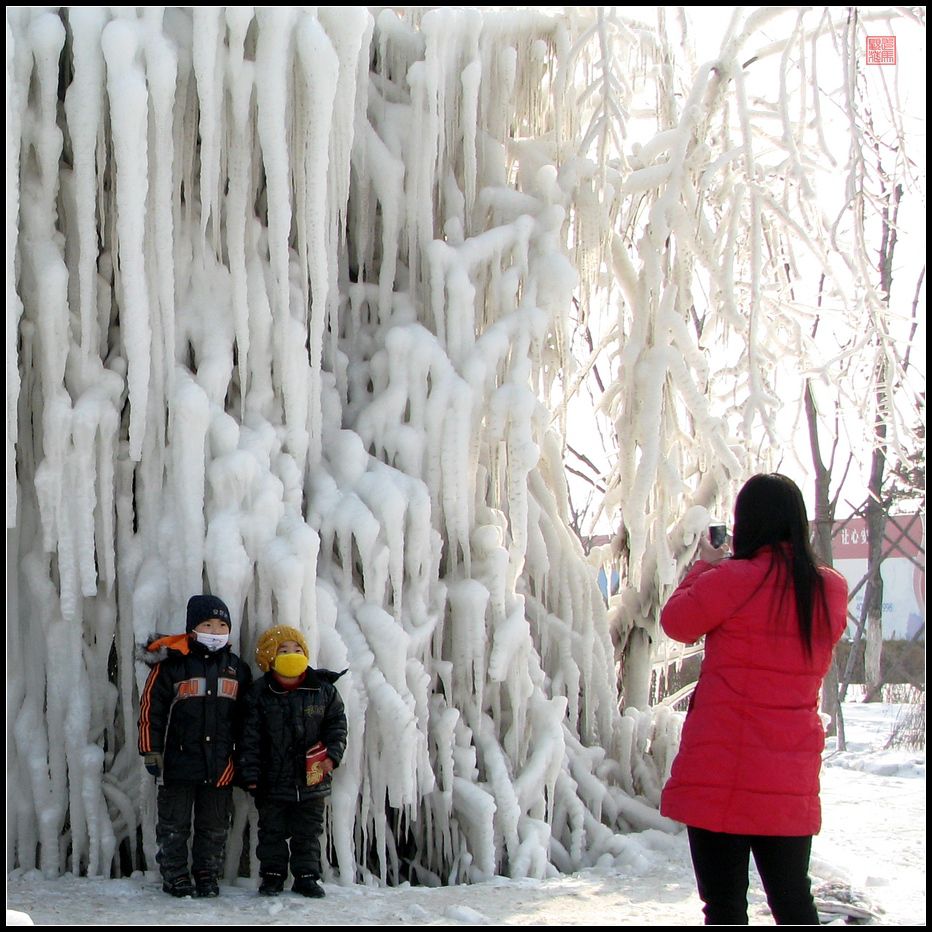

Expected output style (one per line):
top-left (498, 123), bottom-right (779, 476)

top-left (660, 474), bottom-right (848, 925)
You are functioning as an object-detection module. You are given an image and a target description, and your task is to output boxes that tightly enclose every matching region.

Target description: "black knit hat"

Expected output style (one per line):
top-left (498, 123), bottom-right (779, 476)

top-left (186, 594), bottom-right (232, 633)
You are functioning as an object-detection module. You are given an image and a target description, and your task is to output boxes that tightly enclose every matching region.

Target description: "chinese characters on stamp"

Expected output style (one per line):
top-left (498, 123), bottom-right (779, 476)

top-left (866, 36), bottom-right (896, 65)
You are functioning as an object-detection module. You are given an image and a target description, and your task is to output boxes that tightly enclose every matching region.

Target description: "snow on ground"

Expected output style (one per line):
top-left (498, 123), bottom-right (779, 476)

top-left (810, 697), bottom-right (926, 927)
top-left (6, 698), bottom-right (925, 926)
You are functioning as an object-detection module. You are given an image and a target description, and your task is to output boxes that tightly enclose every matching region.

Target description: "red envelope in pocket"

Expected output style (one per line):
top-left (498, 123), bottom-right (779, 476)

top-left (306, 742), bottom-right (329, 786)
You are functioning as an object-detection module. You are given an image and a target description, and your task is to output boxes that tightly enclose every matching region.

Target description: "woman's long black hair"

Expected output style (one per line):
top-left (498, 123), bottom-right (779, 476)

top-left (730, 473), bottom-right (830, 654)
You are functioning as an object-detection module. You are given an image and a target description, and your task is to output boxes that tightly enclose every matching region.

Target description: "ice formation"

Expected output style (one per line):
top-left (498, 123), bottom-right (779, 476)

top-left (7, 7), bottom-right (683, 883)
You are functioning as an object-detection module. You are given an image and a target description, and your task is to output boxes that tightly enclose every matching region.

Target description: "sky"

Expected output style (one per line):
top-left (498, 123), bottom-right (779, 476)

top-left (6, 696), bottom-right (925, 926)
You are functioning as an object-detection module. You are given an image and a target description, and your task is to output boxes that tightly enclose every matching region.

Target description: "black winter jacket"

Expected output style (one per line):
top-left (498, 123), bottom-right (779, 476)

top-left (238, 668), bottom-right (348, 802)
top-left (138, 634), bottom-right (252, 786)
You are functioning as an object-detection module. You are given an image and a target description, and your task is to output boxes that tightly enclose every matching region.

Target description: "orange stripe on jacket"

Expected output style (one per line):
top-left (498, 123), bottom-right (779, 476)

top-left (138, 664), bottom-right (161, 753)
top-left (217, 758), bottom-right (235, 787)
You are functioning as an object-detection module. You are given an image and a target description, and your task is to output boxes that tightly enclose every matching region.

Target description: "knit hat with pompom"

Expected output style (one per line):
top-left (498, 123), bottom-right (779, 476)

top-left (255, 625), bottom-right (309, 672)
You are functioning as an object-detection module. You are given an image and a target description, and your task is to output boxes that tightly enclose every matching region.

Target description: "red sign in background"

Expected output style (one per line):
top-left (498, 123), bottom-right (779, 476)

top-left (833, 515), bottom-right (925, 638)
top-left (832, 514), bottom-right (923, 560)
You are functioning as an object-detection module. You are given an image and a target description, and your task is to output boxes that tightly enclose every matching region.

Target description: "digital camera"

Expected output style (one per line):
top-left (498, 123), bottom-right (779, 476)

top-left (709, 524), bottom-right (727, 548)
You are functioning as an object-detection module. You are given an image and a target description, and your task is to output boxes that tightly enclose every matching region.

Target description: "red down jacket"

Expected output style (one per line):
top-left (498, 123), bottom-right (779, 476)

top-left (659, 547), bottom-right (848, 836)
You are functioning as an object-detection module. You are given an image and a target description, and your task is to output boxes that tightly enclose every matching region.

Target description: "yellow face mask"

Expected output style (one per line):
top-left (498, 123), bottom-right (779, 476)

top-left (273, 652), bottom-right (308, 678)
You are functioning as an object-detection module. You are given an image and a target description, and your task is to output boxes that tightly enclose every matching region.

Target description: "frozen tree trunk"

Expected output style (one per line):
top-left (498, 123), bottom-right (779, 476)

top-left (805, 379), bottom-right (844, 739)
top-left (863, 182), bottom-right (903, 703)
top-left (862, 443), bottom-right (887, 701)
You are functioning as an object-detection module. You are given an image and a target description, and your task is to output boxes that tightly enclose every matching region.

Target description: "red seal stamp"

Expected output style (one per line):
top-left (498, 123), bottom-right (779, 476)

top-left (866, 36), bottom-right (896, 66)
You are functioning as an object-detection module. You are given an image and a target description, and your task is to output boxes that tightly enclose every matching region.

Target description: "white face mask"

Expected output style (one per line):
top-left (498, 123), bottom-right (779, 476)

top-left (195, 632), bottom-right (229, 652)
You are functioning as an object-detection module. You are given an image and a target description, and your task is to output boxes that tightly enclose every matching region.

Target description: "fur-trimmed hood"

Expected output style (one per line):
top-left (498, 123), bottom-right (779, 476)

top-left (136, 632), bottom-right (193, 667)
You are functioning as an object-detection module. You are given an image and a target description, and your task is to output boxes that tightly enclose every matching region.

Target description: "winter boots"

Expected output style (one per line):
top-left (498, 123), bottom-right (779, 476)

top-left (258, 871), bottom-right (323, 898)
top-left (163, 872), bottom-right (220, 897)
top-left (258, 872), bottom-right (286, 896)
top-left (292, 874), bottom-right (325, 898)
top-left (162, 875), bottom-right (195, 898)
top-left (194, 871), bottom-right (220, 898)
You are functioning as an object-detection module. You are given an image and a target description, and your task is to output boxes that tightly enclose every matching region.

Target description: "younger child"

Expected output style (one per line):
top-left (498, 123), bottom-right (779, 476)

top-left (138, 594), bottom-right (252, 898)
top-left (238, 625), bottom-right (347, 897)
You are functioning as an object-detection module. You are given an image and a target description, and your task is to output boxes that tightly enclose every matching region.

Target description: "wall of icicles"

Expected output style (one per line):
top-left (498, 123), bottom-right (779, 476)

top-left (7, 7), bottom-right (681, 882)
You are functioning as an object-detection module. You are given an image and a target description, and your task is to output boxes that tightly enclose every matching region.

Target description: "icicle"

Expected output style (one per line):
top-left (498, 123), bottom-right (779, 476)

top-left (318, 10), bottom-right (372, 374)
top-left (71, 391), bottom-right (104, 597)
top-left (204, 509), bottom-right (251, 635)
top-left (321, 587), bottom-right (367, 885)
top-left (20, 553), bottom-right (68, 876)
top-left (295, 13), bottom-right (338, 469)
top-left (6, 15), bottom-right (27, 529)
top-left (144, 19), bottom-right (178, 423)
top-left (191, 8), bottom-right (223, 246)
top-left (64, 9), bottom-right (107, 358)
top-left (102, 17), bottom-right (151, 462)
top-left (451, 777), bottom-right (497, 880)
top-left (460, 59), bottom-right (482, 232)
top-left (254, 8), bottom-right (298, 459)
top-left (355, 466), bottom-right (408, 622)
top-left (358, 123), bottom-right (405, 324)
top-left (446, 579), bottom-right (489, 724)
top-left (319, 8), bottom-right (370, 241)
top-left (170, 369), bottom-right (210, 598)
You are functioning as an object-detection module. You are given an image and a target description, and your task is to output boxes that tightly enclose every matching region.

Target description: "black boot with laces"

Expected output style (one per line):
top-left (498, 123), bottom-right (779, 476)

top-left (162, 875), bottom-right (195, 898)
top-left (194, 871), bottom-right (220, 898)
top-left (292, 874), bottom-right (325, 898)
top-left (259, 872), bottom-right (285, 896)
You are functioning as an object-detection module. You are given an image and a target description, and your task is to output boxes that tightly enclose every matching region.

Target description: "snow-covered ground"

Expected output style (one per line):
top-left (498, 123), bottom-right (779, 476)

top-left (7, 697), bottom-right (925, 926)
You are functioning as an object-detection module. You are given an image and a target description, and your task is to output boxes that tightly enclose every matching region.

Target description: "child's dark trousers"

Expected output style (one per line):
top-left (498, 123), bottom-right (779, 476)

top-left (156, 784), bottom-right (233, 882)
top-left (256, 796), bottom-right (326, 879)
top-left (687, 826), bottom-right (820, 925)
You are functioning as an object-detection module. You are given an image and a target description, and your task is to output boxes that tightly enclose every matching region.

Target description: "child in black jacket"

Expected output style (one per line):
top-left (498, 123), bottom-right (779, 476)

top-left (238, 625), bottom-right (348, 898)
top-left (138, 594), bottom-right (252, 898)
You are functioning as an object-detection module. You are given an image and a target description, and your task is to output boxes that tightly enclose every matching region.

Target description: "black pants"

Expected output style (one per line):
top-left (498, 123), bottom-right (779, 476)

top-left (256, 797), bottom-right (326, 879)
top-left (156, 784), bottom-right (233, 882)
top-left (687, 826), bottom-right (820, 925)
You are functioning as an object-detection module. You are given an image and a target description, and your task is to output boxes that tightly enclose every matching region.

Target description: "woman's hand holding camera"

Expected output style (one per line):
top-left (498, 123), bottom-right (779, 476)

top-left (698, 525), bottom-right (729, 565)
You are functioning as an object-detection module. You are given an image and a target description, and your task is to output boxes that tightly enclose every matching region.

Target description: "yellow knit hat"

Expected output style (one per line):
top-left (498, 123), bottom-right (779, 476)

top-left (255, 625), bottom-right (309, 672)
